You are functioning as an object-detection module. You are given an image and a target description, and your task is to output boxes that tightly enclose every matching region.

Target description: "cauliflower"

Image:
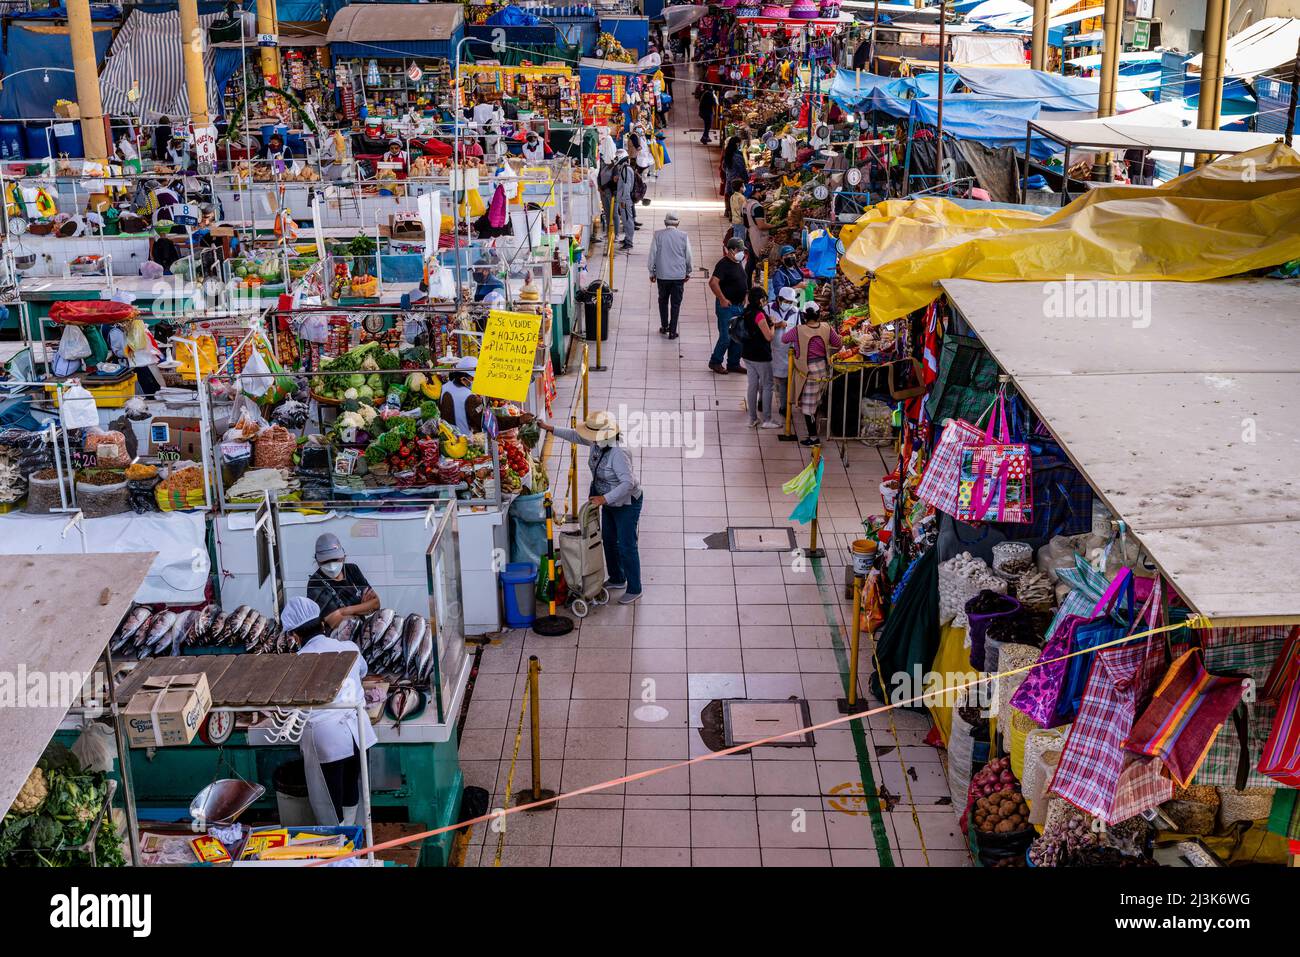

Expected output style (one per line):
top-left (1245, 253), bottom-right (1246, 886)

top-left (12, 766), bottom-right (48, 814)
top-left (343, 388), bottom-right (359, 401)
top-left (358, 404), bottom-right (378, 426)
top-left (337, 411), bottom-right (366, 430)
top-left (360, 356), bottom-right (380, 372)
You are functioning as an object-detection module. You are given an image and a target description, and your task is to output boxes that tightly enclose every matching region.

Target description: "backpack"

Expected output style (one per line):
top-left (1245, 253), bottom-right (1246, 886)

top-left (631, 170), bottom-right (647, 203)
top-left (728, 311), bottom-right (750, 346)
top-left (598, 163), bottom-right (615, 189)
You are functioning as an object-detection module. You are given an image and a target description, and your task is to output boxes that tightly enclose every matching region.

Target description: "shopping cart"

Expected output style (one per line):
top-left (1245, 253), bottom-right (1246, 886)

top-left (557, 501), bottom-right (610, 618)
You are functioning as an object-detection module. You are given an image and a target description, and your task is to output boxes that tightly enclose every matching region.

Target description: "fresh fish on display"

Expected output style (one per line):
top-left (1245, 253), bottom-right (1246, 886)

top-left (385, 683), bottom-right (424, 728)
top-left (414, 630), bottom-right (434, 683)
top-left (163, 610), bottom-right (197, 656)
top-left (234, 609), bottom-right (264, 646)
top-left (400, 615), bottom-right (425, 675)
top-left (366, 609), bottom-right (395, 650)
top-left (141, 611), bottom-right (176, 651)
top-left (377, 617), bottom-right (404, 660)
top-left (330, 618), bottom-right (358, 644)
top-left (243, 615), bottom-right (269, 652)
top-left (110, 605), bottom-right (152, 653)
top-left (192, 604), bottom-right (219, 642)
top-left (205, 612), bottom-right (228, 646)
top-left (222, 605), bottom-right (253, 643)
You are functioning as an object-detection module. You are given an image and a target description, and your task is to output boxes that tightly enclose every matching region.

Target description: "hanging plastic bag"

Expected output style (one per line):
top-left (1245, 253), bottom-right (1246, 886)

top-left (427, 263), bottom-right (456, 301)
top-left (60, 382), bottom-right (100, 429)
top-left (240, 346), bottom-right (273, 398)
top-left (57, 324), bottom-right (92, 361)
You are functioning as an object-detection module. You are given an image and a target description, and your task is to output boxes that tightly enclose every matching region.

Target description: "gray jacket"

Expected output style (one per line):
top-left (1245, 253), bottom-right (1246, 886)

top-left (554, 428), bottom-right (641, 507)
top-left (648, 227), bottom-right (693, 281)
top-left (615, 164), bottom-right (636, 204)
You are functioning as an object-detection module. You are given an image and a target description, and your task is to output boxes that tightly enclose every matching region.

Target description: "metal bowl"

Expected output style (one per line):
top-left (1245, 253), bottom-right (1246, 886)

top-left (189, 778), bottom-right (266, 827)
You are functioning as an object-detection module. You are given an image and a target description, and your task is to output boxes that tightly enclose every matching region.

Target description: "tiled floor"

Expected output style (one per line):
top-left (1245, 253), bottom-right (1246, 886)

top-left (459, 86), bottom-right (970, 867)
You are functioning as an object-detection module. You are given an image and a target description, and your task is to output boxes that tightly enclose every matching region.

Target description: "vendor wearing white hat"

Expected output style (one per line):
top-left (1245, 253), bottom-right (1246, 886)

top-left (307, 533), bottom-right (380, 629)
top-left (438, 356), bottom-right (534, 435)
top-left (538, 411), bottom-right (644, 605)
top-left (281, 596), bottom-right (377, 826)
top-left (771, 286), bottom-right (801, 416)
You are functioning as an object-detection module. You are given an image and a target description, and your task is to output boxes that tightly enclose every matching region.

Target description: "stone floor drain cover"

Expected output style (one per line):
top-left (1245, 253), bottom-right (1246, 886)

top-left (728, 526), bottom-right (797, 552)
top-left (722, 699), bottom-right (815, 748)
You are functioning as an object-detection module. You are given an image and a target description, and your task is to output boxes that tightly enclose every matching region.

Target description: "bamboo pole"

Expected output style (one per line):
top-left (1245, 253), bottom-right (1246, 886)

top-left (67, 0), bottom-right (108, 162)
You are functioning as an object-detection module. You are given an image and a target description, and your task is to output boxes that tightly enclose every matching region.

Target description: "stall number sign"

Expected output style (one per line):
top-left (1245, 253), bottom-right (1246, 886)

top-left (407, 63), bottom-right (424, 83)
top-left (472, 309), bottom-right (542, 403)
top-left (1132, 18), bottom-right (1151, 50)
top-left (258, 33), bottom-right (278, 47)
top-left (171, 202), bottom-right (199, 227)
top-left (194, 125), bottom-right (217, 168)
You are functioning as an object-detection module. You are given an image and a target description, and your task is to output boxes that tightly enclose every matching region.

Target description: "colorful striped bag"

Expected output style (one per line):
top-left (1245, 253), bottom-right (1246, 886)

top-left (1124, 648), bottom-right (1249, 787)
top-left (1257, 627), bottom-right (1300, 787)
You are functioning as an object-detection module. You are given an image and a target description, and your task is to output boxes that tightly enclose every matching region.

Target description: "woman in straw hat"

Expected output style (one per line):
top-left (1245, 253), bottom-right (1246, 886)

top-left (539, 410), bottom-right (644, 605)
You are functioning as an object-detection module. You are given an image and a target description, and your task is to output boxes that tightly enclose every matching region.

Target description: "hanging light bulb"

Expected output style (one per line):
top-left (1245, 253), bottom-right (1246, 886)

top-left (42, 70), bottom-right (50, 84)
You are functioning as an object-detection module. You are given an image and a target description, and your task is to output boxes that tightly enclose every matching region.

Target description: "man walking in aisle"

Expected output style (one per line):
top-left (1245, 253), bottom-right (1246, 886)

top-left (648, 211), bottom-right (693, 339)
top-left (698, 85), bottom-right (719, 144)
top-left (614, 150), bottom-right (637, 250)
top-left (707, 237), bottom-right (749, 375)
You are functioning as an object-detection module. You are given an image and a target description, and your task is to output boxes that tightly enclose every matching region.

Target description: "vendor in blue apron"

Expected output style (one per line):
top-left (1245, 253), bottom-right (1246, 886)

top-left (307, 533), bottom-right (380, 630)
top-left (438, 356), bottom-right (533, 434)
top-left (280, 596), bottom-right (377, 827)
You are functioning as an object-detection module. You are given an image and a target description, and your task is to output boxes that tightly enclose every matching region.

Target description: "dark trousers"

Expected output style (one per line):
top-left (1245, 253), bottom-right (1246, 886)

top-left (602, 494), bottom-right (644, 594)
top-left (657, 279), bottom-right (684, 334)
top-left (319, 746), bottom-right (361, 820)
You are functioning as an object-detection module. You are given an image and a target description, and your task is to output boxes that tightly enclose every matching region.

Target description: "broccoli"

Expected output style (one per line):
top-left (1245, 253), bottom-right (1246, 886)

top-left (376, 350), bottom-right (401, 371)
top-left (419, 400), bottom-right (440, 420)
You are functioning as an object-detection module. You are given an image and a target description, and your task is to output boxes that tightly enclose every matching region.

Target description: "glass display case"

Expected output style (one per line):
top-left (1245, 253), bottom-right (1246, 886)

top-left (424, 502), bottom-right (467, 723)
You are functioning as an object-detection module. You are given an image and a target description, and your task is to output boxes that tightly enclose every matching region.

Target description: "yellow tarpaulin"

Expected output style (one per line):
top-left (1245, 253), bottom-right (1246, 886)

top-left (846, 143), bottom-right (1300, 324)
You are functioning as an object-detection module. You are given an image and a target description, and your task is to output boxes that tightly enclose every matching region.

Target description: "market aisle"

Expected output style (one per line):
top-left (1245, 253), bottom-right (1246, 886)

top-left (458, 94), bottom-right (970, 867)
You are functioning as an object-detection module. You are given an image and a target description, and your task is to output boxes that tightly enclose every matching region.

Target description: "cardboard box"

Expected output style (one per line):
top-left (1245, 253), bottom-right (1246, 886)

top-left (124, 673), bottom-right (212, 748)
top-left (54, 100), bottom-right (80, 120)
top-left (148, 416), bottom-right (203, 461)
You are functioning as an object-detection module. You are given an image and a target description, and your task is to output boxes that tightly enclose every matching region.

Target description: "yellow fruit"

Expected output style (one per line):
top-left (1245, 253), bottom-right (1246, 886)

top-left (442, 436), bottom-right (469, 459)
top-left (422, 380), bottom-right (442, 400)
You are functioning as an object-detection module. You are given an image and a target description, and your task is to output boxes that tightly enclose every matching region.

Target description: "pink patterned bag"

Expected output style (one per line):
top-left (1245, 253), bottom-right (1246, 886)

top-left (956, 393), bottom-right (1032, 524)
top-left (915, 417), bottom-right (983, 517)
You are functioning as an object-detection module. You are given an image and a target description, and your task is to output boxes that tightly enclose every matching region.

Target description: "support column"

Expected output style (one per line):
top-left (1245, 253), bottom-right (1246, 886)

top-left (1093, 0), bottom-right (1122, 181)
top-left (256, 0), bottom-right (282, 86)
top-left (1195, 0), bottom-right (1228, 165)
top-left (178, 0), bottom-right (210, 129)
top-left (1030, 0), bottom-right (1048, 72)
top-left (67, 0), bottom-right (108, 161)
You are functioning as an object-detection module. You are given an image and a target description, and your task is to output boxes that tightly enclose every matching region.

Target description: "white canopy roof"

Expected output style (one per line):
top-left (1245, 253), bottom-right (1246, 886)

top-left (941, 278), bottom-right (1300, 624)
top-left (1027, 117), bottom-right (1280, 154)
top-left (1188, 16), bottom-right (1300, 79)
top-left (0, 553), bottom-right (156, 816)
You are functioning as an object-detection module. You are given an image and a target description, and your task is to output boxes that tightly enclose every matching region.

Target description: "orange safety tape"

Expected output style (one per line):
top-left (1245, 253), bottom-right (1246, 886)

top-left (313, 614), bottom-right (1206, 865)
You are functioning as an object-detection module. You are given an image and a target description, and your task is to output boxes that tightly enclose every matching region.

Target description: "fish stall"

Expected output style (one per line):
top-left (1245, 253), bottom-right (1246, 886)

top-left (89, 501), bottom-right (468, 866)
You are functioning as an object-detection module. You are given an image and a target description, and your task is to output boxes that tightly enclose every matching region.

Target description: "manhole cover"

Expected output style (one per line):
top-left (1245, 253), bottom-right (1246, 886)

top-left (728, 526), bottom-right (798, 552)
top-left (722, 699), bottom-right (815, 748)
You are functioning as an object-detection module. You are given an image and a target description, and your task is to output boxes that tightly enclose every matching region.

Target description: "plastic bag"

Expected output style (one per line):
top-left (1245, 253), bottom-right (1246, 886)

top-left (60, 383), bottom-right (100, 429)
top-left (240, 347), bottom-right (273, 398)
top-left (72, 722), bottom-right (118, 773)
top-left (58, 325), bottom-right (92, 361)
top-left (300, 314), bottom-right (331, 344)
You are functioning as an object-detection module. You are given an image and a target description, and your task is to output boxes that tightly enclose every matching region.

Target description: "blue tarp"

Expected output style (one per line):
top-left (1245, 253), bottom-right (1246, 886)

top-left (0, 23), bottom-right (113, 120)
top-left (487, 5), bottom-right (542, 26)
top-left (1182, 76), bottom-right (1257, 116)
top-left (212, 47), bottom-right (246, 111)
top-left (954, 65), bottom-right (1150, 113)
top-left (826, 69), bottom-right (960, 113)
top-left (8, 5), bottom-right (120, 19)
top-left (907, 96), bottom-right (1058, 159)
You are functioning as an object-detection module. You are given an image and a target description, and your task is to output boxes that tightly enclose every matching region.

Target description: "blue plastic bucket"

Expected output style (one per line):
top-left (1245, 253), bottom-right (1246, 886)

top-left (52, 122), bottom-right (84, 158)
top-left (501, 562), bottom-right (538, 629)
top-left (0, 121), bottom-right (24, 160)
top-left (22, 123), bottom-right (53, 159)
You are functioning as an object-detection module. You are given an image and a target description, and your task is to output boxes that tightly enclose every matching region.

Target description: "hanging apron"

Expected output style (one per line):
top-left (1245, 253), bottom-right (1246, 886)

top-left (299, 719), bottom-right (347, 826)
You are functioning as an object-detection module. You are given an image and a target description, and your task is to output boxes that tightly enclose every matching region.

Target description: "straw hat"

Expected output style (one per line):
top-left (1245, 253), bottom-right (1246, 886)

top-left (575, 410), bottom-right (620, 443)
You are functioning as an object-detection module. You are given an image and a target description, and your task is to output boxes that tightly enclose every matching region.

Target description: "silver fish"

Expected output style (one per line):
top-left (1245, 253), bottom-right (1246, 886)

top-left (192, 604), bottom-right (219, 642)
top-left (377, 617), bottom-right (404, 657)
top-left (415, 630), bottom-right (434, 683)
top-left (400, 615), bottom-right (425, 675)
top-left (163, 610), bottom-right (197, 655)
top-left (365, 609), bottom-right (395, 649)
top-left (140, 611), bottom-right (176, 655)
top-left (222, 605), bottom-right (253, 643)
top-left (331, 618), bottom-right (358, 645)
top-left (203, 613), bottom-right (228, 647)
top-left (243, 615), bottom-right (269, 652)
top-left (234, 610), bottom-right (264, 646)
top-left (110, 605), bottom-right (152, 652)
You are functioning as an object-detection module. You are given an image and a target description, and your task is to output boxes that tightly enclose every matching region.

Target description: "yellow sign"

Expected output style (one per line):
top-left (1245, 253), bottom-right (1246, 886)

top-left (472, 309), bottom-right (542, 403)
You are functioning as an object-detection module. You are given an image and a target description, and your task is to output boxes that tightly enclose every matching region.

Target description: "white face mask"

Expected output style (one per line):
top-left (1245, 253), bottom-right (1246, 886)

top-left (320, 560), bottom-right (344, 577)
top-left (732, 251), bottom-right (745, 263)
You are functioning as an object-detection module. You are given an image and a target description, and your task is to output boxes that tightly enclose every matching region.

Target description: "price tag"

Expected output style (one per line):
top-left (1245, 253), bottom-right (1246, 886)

top-left (156, 444), bottom-right (181, 464)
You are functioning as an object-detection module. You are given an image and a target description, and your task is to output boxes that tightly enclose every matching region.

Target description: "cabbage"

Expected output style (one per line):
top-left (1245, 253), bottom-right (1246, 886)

top-left (349, 373), bottom-right (366, 388)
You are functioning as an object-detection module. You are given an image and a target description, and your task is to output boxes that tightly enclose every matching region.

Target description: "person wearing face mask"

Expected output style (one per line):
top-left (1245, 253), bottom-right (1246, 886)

top-left (307, 534), bottom-right (381, 630)
top-left (538, 411), bottom-right (643, 605)
top-left (521, 130), bottom-right (546, 162)
top-left (768, 245), bottom-right (805, 302)
top-left (770, 286), bottom-right (801, 416)
top-left (707, 237), bottom-right (749, 375)
top-left (280, 596), bottom-right (377, 826)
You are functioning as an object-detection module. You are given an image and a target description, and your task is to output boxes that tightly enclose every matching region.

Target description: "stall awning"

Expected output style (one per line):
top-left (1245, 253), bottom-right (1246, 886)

top-left (0, 553), bottom-right (156, 817)
top-left (954, 65), bottom-right (1153, 113)
top-left (940, 277), bottom-right (1300, 624)
top-left (1027, 117), bottom-right (1279, 154)
top-left (1188, 16), bottom-right (1300, 79)
top-left (327, 2), bottom-right (464, 59)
